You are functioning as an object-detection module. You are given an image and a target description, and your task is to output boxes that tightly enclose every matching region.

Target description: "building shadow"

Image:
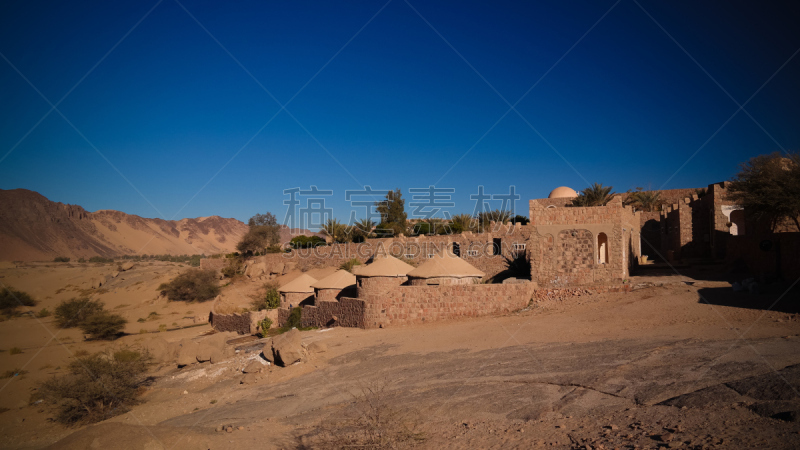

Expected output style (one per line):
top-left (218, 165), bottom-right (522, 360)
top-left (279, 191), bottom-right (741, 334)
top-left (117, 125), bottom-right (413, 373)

top-left (697, 282), bottom-right (800, 314)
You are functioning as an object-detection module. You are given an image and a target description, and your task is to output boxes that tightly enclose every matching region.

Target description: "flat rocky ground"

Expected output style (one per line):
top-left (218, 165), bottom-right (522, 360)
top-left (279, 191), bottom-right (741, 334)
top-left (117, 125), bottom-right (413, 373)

top-left (2, 265), bottom-right (800, 449)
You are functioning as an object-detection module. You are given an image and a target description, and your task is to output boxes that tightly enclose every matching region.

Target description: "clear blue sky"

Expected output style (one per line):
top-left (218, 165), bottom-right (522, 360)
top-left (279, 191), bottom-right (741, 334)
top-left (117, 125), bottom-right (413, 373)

top-left (1, 0), bottom-right (798, 228)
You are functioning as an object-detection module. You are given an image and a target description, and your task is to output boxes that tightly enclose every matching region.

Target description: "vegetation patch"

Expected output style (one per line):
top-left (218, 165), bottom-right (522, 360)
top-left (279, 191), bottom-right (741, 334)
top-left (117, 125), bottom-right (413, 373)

top-left (252, 282), bottom-right (280, 311)
top-left (0, 286), bottom-right (36, 316)
top-left (160, 269), bottom-right (220, 302)
top-left (38, 347), bottom-right (153, 425)
top-left (0, 368), bottom-right (28, 379)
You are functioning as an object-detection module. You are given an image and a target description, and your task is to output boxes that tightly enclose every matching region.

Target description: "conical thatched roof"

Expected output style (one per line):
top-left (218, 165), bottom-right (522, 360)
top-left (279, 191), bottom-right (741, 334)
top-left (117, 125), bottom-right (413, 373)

top-left (407, 252), bottom-right (485, 279)
top-left (355, 255), bottom-right (414, 277)
top-left (311, 269), bottom-right (356, 290)
top-left (278, 273), bottom-right (317, 293)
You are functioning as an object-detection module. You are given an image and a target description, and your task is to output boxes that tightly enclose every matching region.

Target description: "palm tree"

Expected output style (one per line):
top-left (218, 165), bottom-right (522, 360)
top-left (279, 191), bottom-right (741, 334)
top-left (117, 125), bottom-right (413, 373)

top-left (477, 209), bottom-right (512, 232)
top-left (450, 213), bottom-right (477, 233)
top-left (625, 189), bottom-right (662, 212)
top-left (322, 218), bottom-right (348, 243)
top-left (572, 183), bottom-right (615, 207)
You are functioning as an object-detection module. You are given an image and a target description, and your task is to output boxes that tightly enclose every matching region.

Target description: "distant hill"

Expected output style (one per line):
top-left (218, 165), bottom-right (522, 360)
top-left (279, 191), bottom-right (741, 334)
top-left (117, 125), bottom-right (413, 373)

top-left (0, 189), bottom-right (315, 261)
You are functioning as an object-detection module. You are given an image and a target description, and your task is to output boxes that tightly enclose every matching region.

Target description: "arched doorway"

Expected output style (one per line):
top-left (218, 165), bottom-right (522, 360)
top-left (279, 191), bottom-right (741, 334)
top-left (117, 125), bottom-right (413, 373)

top-left (598, 233), bottom-right (609, 264)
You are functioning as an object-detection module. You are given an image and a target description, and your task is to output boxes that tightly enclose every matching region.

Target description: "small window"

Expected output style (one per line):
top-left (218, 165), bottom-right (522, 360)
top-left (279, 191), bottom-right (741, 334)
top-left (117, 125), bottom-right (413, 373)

top-left (427, 254), bottom-right (435, 259)
top-left (466, 250), bottom-right (479, 257)
top-left (404, 254), bottom-right (415, 260)
top-left (452, 242), bottom-right (460, 257)
top-left (513, 243), bottom-right (526, 251)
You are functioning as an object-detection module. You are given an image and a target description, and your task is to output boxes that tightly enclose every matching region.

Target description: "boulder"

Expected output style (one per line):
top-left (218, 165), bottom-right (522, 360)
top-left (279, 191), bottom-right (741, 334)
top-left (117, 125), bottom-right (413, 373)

top-left (240, 373), bottom-right (260, 385)
top-left (196, 344), bottom-right (214, 362)
top-left (209, 349), bottom-right (225, 364)
top-left (177, 339), bottom-right (199, 367)
top-left (245, 262), bottom-right (269, 279)
top-left (243, 360), bottom-right (264, 374)
top-left (261, 339), bottom-right (275, 364)
top-left (307, 341), bottom-right (327, 354)
top-left (269, 262), bottom-right (284, 275)
top-left (120, 262), bottom-right (135, 271)
top-left (146, 337), bottom-right (177, 363)
top-left (91, 278), bottom-right (102, 289)
top-left (272, 329), bottom-right (304, 366)
top-left (111, 271), bottom-right (120, 278)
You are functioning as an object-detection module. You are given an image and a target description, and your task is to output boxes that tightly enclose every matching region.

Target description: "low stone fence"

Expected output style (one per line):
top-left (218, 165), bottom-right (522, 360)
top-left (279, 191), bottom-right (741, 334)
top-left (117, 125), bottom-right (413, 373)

top-left (209, 310), bottom-right (271, 335)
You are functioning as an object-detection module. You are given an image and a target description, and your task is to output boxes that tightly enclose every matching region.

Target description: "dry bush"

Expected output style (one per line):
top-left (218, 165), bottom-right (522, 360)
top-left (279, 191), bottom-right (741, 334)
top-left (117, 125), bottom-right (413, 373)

top-left (0, 286), bottom-right (36, 316)
top-left (79, 311), bottom-right (127, 340)
top-left (38, 347), bottom-right (152, 425)
top-left (304, 381), bottom-right (426, 449)
top-left (54, 298), bottom-right (104, 328)
top-left (161, 269), bottom-right (220, 302)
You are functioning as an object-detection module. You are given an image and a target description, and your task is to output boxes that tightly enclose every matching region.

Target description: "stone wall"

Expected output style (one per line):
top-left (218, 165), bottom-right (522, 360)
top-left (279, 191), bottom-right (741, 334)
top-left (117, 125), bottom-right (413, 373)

top-left (295, 298), bottom-right (367, 328)
top-left (360, 281), bottom-right (535, 328)
top-left (209, 309), bottom-right (269, 335)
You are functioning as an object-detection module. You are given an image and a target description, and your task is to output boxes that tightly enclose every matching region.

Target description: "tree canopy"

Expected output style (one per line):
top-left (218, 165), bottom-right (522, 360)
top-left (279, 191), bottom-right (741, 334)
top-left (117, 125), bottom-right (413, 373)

top-left (727, 152), bottom-right (800, 232)
top-left (237, 212), bottom-right (281, 254)
top-left (375, 188), bottom-right (407, 237)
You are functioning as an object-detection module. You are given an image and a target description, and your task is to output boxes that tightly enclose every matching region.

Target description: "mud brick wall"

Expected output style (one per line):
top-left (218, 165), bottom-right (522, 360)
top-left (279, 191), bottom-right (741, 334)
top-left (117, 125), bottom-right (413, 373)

top-left (360, 282), bottom-right (535, 328)
top-left (209, 311), bottom-right (252, 335)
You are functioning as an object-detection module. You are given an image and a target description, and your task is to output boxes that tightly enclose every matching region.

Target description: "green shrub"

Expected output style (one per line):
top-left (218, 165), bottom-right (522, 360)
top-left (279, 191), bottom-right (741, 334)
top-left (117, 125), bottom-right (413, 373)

top-left (158, 324), bottom-right (167, 332)
top-left (35, 308), bottom-right (51, 318)
top-left (53, 256), bottom-right (70, 262)
top-left (9, 347), bottom-right (22, 355)
top-left (54, 298), bottom-right (104, 328)
top-left (77, 258), bottom-right (86, 263)
top-left (289, 235), bottom-right (327, 249)
top-left (252, 282), bottom-right (281, 311)
top-left (258, 317), bottom-right (273, 337)
top-left (282, 307), bottom-right (302, 330)
top-left (161, 269), bottom-right (220, 302)
top-left (88, 256), bottom-right (114, 263)
top-left (38, 347), bottom-right (152, 425)
top-left (0, 286), bottom-right (36, 315)
top-left (79, 311), bottom-right (127, 340)
top-left (339, 258), bottom-right (362, 273)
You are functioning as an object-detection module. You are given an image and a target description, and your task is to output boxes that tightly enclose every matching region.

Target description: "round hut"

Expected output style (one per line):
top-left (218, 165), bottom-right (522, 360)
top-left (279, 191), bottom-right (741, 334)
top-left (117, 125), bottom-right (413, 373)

top-left (406, 252), bottom-right (485, 285)
top-left (311, 269), bottom-right (357, 302)
top-left (354, 255), bottom-right (415, 296)
top-left (278, 273), bottom-right (317, 308)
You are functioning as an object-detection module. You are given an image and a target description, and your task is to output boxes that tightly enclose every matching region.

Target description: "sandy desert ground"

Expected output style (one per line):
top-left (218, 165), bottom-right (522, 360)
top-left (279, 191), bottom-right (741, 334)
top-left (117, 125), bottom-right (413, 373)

top-left (1, 261), bottom-right (799, 449)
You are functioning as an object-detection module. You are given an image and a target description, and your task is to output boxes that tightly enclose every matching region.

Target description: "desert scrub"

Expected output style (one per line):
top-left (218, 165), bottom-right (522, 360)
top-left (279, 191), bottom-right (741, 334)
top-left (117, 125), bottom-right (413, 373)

top-left (54, 298), bottom-right (126, 340)
top-left (10, 347), bottom-right (22, 355)
top-left (160, 269), bottom-right (220, 302)
top-left (252, 282), bottom-right (280, 311)
top-left (38, 347), bottom-right (152, 425)
top-left (0, 368), bottom-right (28, 379)
top-left (36, 308), bottom-right (51, 318)
top-left (339, 258), bottom-right (362, 273)
top-left (0, 286), bottom-right (36, 316)
top-left (54, 298), bottom-right (103, 328)
top-left (79, 311), bottom-right (127, 340)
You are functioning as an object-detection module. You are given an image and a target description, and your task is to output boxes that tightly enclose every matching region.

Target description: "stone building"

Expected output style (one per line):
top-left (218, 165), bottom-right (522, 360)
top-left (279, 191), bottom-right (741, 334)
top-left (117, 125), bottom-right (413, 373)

top-left (354, 255), bottom-right (415, 296)
top-left (406, 252), bottom-right (485, 285)
top-left (278, 273), bottom-right (317, 308)
top-left (311, 269), bottom-right (356, 301)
